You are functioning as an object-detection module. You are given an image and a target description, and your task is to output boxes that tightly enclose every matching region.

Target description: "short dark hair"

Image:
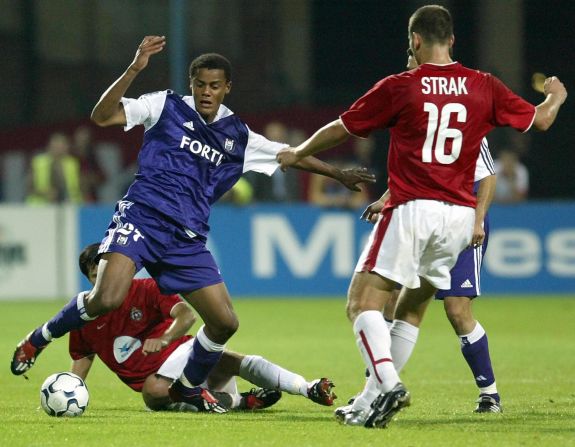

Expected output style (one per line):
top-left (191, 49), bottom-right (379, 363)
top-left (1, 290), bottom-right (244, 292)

top-left (189, 53), bottom-right (232, 81)
top-left (79, 243), bottom-right (100, 280)
top-left (408, 5), bottom-right (453, 45)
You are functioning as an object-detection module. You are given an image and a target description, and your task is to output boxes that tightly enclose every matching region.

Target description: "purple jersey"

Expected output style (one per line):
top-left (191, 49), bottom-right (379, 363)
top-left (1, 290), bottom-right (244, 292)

top-left (121, 90), bottom-right (285, 237)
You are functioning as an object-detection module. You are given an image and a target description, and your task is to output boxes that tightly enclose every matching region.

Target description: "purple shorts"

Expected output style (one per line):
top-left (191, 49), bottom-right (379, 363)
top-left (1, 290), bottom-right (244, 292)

top-left (99, 200), bottom-right (222, 294)
top-left (435, 216), bottom-right (490, 299)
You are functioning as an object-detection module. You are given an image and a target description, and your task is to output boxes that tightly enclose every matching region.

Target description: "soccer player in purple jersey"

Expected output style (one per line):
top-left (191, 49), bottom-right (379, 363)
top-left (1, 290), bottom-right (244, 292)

top-left (277, 5), bottom-right (566, 428)
top-left (11, 36), bottom-right (371, 411)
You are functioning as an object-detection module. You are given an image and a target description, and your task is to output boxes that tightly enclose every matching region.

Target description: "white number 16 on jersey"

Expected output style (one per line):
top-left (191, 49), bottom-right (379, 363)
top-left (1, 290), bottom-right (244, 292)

top-left (422, 102), bottom-right (467, 164)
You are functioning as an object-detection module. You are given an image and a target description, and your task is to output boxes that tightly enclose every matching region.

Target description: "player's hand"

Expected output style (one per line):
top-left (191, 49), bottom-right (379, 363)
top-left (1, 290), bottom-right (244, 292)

top-left (544, 76), bottom-right (567, 104)
top-left (142, 337), bottom-right (169, 355)
top-left (130, 36), bottom-right (166, 73)
top-left (276, 147), bottom-right (301, 172)
top-left (337, 167), bottom-right (376, 192)
top-left (361, 198), bottom-right (386, 224)
top-left (469, 221), bottom-right (485, 248)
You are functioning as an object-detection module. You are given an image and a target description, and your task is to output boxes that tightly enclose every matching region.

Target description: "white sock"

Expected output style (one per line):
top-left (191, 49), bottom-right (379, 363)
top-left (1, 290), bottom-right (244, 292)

top-left (214, 377), bottom-right (242, 408)
top-left (353, 311), bottom-right (400, 395)
top-left (390, 320), bottom-right (419, 373)
top-left (239, 355), bottom-right (308, 396)
top-left (351, 375), bottom-right (380, 411)
top-left (196, 325), bottom-right (225, 352)
top-left (459, 321), bottom-right (485, 346)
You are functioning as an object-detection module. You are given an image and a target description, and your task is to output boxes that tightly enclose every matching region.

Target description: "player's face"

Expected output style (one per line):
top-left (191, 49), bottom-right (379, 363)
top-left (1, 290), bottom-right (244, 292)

top-left (88, 264), bottom-right (98, 286)
top-left (190, 68), bottom-right (231, 123)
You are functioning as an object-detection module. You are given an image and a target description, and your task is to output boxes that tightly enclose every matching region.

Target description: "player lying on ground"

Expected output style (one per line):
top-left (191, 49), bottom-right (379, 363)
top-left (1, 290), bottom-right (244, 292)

top-left (17, 243), bottom-right (337, 413)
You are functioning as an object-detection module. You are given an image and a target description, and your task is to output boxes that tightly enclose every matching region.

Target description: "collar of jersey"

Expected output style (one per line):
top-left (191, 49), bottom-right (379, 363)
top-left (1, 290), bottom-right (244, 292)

top-left (420, 61), bottom-right (459, 68)
top-left (182, 96), bottom-right (234, 124)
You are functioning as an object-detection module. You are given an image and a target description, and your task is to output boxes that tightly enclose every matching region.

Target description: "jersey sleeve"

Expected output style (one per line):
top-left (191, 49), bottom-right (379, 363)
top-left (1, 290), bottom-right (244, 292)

top-left (121, 90), bottom-right (168, 132)
top-left (242, 128), bottom-right (288, 176)
top-left (141, 278), bottom-right (185, 318)
top-left (69, 329), bottom-right (95, 360)
top-left (491, 77), bottom-right (536, 132)
top-left (474, 138), bottom-right (496, 181)
top-left (340, 78), bottom-right (395, 138)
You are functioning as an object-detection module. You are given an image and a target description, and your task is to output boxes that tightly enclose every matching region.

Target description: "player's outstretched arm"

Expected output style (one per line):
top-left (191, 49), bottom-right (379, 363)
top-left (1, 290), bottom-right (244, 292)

top-left (142, 302), bottom-right (196, 355)
top-left (533, 76), bottom-right (567, 131)
top-left (293, 156), bottom-right (375, 192)
top-left (91, 35), bottom-right (166, 127)
top-left (70, 355), bottom-right (95, 381)
top-left (277, 119), bottom-right (350, 170)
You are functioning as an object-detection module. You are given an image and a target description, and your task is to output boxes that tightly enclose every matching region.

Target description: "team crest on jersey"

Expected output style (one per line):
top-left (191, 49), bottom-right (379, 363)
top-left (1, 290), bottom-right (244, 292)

top-left (224, 138), bottom-right (235, 152)
top-left (130, 307), bottom-right (143, 321)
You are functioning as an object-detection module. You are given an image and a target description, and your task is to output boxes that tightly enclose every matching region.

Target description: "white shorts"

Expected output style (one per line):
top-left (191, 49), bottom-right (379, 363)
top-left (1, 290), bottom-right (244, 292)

top-left (355, 200), bottom-right (475, 289)
top-left (156, 339), bottom-right (194, 380)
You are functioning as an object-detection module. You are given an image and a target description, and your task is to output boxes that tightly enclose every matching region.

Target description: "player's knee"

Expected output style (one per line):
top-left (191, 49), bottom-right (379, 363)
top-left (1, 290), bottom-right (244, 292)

top-left (208, 315), bottom-right (239, 342)
top-left (91, 289), bottom-right (124, 312)
top-left (345, 300), bottom-right (362, 322)
top-left (445, 303), bottom-right (473, 332)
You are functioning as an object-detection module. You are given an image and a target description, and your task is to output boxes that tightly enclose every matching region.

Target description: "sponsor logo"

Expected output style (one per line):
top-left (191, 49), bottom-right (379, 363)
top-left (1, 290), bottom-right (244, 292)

top-left (460, 279), bottom-right (473, 288)
top-left (180, 136), bottom-right (224, 166)
top-left (183, 121), bottom-right (195, 131)
top-left (113, 336), bottom-right (142, 363)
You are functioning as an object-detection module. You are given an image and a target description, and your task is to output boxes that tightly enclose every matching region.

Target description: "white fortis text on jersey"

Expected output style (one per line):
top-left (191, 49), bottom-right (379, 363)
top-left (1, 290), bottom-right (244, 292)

top-left (180, 136), bottom-right (224, 166)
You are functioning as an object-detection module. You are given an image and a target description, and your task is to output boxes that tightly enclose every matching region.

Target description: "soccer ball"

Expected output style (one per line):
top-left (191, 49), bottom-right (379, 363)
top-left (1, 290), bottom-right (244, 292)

top-left (40, 372), bottom-right (89, 417)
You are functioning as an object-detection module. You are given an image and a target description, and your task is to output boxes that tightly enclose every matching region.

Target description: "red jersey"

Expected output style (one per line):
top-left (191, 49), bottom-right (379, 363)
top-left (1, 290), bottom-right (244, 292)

top-left (69, 279), bottom-right (192, 391)
top-left (340, 62), bottom-right (536, 208)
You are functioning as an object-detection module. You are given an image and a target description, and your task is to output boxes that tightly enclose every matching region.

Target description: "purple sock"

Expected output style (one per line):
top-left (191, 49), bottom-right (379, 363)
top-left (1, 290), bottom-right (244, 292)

top-left (29, 293), bottom-right (92, 348)
top-left (182, 337), bottom-right (223, 386)
top-left (461, 333), bottom-right (496, 391)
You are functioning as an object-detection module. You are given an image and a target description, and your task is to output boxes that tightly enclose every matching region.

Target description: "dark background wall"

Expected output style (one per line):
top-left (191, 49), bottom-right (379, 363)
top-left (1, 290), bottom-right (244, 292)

top-left (0, 0), bottom-right (573, 198)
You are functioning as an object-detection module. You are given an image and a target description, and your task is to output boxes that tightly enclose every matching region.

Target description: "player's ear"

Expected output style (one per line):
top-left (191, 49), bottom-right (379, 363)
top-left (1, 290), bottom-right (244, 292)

top-left (411, 32), bottom-right (422, 51)
top-left (225, 81), bottom-right (232, 94)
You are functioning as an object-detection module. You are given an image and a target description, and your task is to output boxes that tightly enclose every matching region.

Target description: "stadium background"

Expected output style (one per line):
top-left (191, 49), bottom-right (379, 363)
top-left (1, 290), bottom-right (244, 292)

top-left (0, 0), bottom-right (573, 299)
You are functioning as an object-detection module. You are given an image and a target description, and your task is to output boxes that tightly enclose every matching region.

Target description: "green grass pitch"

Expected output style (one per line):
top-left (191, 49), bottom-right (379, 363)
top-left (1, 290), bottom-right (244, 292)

top-left (1, 296), bottom-right (574, 447)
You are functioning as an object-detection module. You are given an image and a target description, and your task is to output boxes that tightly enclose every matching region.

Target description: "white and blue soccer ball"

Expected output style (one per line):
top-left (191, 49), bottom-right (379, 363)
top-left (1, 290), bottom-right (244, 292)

top-left (40, 372), bottom-right (89, 417)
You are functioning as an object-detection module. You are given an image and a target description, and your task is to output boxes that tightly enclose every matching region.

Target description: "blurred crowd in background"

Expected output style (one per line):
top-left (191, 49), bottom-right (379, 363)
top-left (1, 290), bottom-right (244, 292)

top-left (1, 120), bottom-right (531, 209)
top-left (1, 0), bottom-right (571, 208)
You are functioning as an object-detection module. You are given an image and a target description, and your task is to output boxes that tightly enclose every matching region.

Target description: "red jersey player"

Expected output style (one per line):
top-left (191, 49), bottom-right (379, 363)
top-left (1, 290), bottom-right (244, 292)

top-left (65, 243), bottom-right (337, 412)
top-left (277, 4), bottom-right (567, 429)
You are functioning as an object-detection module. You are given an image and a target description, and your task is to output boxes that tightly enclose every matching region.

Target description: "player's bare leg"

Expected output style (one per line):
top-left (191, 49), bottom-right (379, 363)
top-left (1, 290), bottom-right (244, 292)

top-left (11, 253), bottom-right (135, 376)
